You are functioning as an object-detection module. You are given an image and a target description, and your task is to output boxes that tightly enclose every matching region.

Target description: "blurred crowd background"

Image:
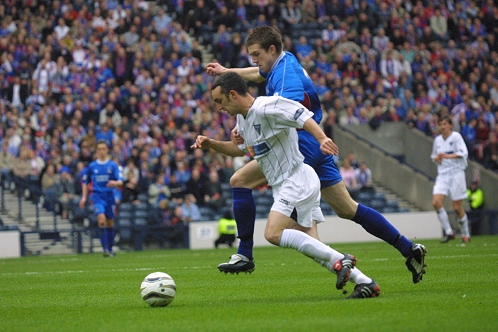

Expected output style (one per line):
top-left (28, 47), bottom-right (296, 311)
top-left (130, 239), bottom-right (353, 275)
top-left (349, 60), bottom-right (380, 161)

top-left (1, 0), bottom-right (498, 229)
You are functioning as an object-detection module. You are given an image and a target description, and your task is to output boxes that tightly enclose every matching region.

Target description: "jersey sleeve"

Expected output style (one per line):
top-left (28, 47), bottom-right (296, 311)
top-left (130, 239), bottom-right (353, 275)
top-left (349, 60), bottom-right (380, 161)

top-left (113, 162), bottom-right (124, 181)
top-left (81, 165), bottom-right (91, 184)
top-left (454, 133), bottom-right (468, 159)
top-left (269, 98), bottom-right (313, 129)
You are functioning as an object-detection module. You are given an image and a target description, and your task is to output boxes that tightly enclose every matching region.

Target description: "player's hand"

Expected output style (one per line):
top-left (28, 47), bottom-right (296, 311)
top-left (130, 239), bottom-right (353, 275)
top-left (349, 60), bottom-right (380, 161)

top-left (205, 63), bottom-right (227, 76)
top-left (231, 128), bottom-right (244, 145)
top-left (79, 197), bottom-right (86, 209)
top-left (107, 180), bottom-right (117, 188)
top-left (319, 138), bottom-right (339, 155)
top-left (190, 135), bottom-right (211, 149)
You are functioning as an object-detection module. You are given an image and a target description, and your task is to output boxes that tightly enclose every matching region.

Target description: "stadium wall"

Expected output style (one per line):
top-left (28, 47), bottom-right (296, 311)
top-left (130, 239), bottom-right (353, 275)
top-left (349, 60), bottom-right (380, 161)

top-left (334, 123), bottom-right (498, 210)
top-left (189, 212), bottom-right (441, 250)
top-left (0, 230), bottom-right (21, 258)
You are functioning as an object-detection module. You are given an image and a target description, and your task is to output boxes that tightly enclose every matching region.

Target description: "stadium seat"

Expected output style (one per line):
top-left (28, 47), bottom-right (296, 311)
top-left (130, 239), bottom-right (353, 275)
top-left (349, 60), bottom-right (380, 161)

top-left (134, 202), bottom-right (149, 212)
top-left (134, 210), bottom-right (149, 219)
top-left (117, 211), bottom-right (133, 220)
top-left (119, 202), bottom-right (133, 212)
top-left (137, 194), bottom-right (148, 203)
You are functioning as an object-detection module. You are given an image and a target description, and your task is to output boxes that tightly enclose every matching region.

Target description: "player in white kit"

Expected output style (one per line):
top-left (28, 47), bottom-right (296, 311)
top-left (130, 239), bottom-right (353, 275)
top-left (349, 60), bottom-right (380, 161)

top-left (431, 115), bottom-right (470, 243)
top-left (191, 72), bottom-right (380, 298)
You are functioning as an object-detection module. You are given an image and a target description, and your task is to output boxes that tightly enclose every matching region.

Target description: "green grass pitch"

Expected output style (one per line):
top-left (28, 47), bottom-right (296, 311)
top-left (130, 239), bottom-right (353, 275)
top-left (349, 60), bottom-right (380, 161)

top-left (1, 235), bottom-right (497, 332)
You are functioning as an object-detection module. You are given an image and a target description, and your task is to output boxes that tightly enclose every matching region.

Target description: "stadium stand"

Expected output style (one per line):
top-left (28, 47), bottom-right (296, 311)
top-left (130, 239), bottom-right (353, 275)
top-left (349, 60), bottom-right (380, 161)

top-left (1, 0), bottom-right (497, 254)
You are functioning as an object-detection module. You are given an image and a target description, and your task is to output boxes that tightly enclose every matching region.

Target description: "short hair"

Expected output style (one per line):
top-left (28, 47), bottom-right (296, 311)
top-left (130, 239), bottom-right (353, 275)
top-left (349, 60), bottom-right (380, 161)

top-left (96, 139), bottom-right (109, 147)
top-left (438, 115), bottom-right (452, 126)
top-left (211, 72), bottom-right (249, 97)
top-left (246, 25), bottom-right (283, 53)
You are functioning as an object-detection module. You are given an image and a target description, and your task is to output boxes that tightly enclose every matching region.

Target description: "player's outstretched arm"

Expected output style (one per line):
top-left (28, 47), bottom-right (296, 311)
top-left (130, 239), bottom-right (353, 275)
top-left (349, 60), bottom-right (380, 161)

top-left (191, 135), bottom-right (246, 157)
top-left (205, 63), bottom-right (264, 82)
top-left (303, 118), bottom-right (339, 155)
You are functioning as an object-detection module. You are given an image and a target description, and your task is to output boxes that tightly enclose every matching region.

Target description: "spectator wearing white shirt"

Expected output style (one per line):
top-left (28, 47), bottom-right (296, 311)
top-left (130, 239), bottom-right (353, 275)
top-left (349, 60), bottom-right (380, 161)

top-left (54, 18), bottom-right (70, 40)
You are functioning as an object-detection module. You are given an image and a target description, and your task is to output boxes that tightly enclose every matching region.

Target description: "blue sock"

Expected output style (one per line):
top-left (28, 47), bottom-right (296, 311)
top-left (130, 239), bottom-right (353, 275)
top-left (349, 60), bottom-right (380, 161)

top-left (99, 227), bottom-right (108, 253)
top-left (353, 204), bottom-right (413, 257)
top-left (232, 187), bottom-right (255, 260)
top-left (106, 227), bottom-right (115, 253)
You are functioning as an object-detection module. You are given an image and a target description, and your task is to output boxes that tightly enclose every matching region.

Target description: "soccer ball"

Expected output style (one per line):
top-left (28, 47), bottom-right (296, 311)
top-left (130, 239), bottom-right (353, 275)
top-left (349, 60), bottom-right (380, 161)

top-left (140, 272), bottom-right (176, 307)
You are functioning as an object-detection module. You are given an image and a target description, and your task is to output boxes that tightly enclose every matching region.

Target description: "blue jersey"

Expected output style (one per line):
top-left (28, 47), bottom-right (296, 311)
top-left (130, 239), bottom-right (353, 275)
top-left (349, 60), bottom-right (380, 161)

top-left (82, 159), bottom-right (123, 194)
top-left (259, 51), bottom-right (341, 188)
top-left (260, 51), bottom-right (322, 124)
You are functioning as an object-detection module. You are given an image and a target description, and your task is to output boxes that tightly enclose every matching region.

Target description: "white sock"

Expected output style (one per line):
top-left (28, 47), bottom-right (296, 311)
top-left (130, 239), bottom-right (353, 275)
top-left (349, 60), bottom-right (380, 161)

top-left (280, 229), bottom-right (343, 263)
top-left (349, 268), bottom-right (372, 285)
top-left (459, 214), bottom-right (470, 237)
top-left (313, 258), bottom-right (372, 285)
top-left (437, 208), bottom-right (453, 235)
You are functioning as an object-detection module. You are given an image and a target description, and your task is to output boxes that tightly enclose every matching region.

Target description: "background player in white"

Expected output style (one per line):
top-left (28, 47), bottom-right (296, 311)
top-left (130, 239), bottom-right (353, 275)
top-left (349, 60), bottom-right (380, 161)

top-left (431, 115), bottom-right (470, 243)
top-left (191, 72), bottom-right (380, 298)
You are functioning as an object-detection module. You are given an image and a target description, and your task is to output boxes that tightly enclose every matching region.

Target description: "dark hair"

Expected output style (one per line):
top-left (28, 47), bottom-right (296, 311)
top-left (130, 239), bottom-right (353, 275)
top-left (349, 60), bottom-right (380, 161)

top-left (211, 72), bottom-right (249, 96)
top-left (246, 25), bottom-right (283, 53)
top-left (438, 115), bottom-right (452, 126)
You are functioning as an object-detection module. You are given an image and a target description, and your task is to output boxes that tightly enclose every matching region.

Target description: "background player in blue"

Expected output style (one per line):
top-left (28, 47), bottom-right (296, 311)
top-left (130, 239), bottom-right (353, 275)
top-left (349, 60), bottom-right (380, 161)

top-left (80, 140), bottom-right (123, 257)
top-left (206, 26), bottom-right (427, 283)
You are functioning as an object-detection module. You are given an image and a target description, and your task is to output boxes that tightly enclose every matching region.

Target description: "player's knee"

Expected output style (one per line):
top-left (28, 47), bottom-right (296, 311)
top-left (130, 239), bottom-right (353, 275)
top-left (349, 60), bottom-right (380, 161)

top-left (230, 173), bottom-right (249, 188)
top-left (264, 228), bottom-right (281, 246)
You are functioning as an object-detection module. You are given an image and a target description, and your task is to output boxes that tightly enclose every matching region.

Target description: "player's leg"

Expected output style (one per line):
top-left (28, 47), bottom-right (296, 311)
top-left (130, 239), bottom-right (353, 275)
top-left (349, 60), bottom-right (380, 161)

top-left (293, 221), bottom-right (380, 298)
top-left (266, 210), bottom-right (347, 281)
top-left (218, 159), bottom-right (267, 273)
top-left (451, 171), bottom-right (470, 242)
top-left (314, 153), bottom-right (426, 283)
top-left (93, 197), bottom-right (110, 256)
top-left (433, 174), bottom-right (455, 242)
top-left (453, 199), bottom-right (470, 241)
top-left (322, 182), bottom-right (415, 255)
top-left (103, 197), bottom-right (116, 256)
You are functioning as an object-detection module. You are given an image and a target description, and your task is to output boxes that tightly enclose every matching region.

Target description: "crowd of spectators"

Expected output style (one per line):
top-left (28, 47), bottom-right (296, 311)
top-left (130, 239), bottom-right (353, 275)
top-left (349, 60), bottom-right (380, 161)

top-left (191, 0), bottom-right (498, 171)
top-left (1, 0), bottom-right (498, 232)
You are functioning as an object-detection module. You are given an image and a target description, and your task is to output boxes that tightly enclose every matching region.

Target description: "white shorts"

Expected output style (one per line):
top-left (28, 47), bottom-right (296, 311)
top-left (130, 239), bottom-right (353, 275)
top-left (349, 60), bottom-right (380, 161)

top-left (271, 164), bottom-right (325, 228)
top-left (433, 170), bottom-right (468, 201)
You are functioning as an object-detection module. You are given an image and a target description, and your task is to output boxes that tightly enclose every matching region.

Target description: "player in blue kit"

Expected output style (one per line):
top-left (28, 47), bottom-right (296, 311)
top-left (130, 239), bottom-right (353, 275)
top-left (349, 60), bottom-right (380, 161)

top-left (80, 140), bottom-right (123, 257)
top-left (206, 26), bottom-right (427, 284)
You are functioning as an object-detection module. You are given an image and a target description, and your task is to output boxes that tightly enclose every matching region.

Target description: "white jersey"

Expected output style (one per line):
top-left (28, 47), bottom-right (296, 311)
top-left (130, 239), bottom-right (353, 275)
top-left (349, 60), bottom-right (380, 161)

top-left (236, 96), bottom-right (313, 187)
top-left (431, 131), bottom-right (468, 175)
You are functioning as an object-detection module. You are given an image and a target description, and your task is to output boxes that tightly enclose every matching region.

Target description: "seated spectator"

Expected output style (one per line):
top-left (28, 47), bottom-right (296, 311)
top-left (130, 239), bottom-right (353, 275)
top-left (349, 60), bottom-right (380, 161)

top-left (483, 133), bottom-right (498, 171)
top-left (355, 162), bottom-right (373, 191)
top-left (122, 169), bottom-right (140, 204)
top-left (168, 173), bottom-right (186, 206)
top-left (0, 141), bottom-right (14, 190)
top-left (41, 164), bottom-right (63, 212)
top-left (180, 194), bottom-right (201, 222)
top-left (203, 170), bottom-right (225, 212)
top-left (58, 167), bottom-right (76, 219)
top-left (13, 147), bottom-right (39, 198)
top-left (339, 158), bottom-right (358, 194)
top-left (295, 36), bottom-right (313, 62)
top-left (169, 205), bottom-right (190, 248)
top-left (281, 0), bottom-right (302, 29)
top-left (148, 172), bottom-right (171, 206)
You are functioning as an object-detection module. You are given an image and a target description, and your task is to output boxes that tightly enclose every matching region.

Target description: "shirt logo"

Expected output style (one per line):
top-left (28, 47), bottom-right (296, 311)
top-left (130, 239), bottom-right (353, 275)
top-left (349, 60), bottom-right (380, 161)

top-left (254, 124), bottom-right (261, 135)
top-left (247, 142), bottom-right (270, 158)
top-left (279, 198), bottom-right (289, 205)
top-left (294, 108), bottom-right (305, 120)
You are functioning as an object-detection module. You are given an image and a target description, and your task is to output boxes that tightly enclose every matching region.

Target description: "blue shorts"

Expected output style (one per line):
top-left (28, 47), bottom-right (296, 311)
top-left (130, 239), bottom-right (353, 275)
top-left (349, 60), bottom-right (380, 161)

top-left (298, 130), bottom-right (342, 189)
top-left (91, 192), bottom-right (116, 219)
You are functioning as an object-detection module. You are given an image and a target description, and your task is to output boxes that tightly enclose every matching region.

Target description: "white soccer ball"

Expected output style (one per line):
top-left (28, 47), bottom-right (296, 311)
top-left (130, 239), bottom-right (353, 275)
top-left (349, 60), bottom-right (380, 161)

top-left (140, 272), bottom-right (176, 307)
